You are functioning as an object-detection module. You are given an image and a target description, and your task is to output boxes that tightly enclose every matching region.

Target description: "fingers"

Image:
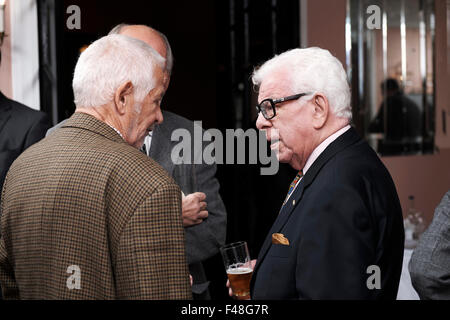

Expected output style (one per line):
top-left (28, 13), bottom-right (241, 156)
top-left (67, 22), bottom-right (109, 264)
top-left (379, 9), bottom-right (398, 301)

top-left (199, 201), bottom-right (207, 211)
top-left (192, 192), bottom-right (206, 201)
top-left (198, 210), bottom-right (208, 220)
top-left (180, 192), bottom-right (208, 227)
top-left (226, 279), bottom-right (233, 297)
top-left (182, 211), bottom-right (208, 227)
top-left (192, 211), bottom-right (208, 223)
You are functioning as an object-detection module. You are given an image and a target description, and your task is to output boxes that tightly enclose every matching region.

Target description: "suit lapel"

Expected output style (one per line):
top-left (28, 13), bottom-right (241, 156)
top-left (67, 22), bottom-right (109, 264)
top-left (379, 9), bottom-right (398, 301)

top-left (149, 122), bottom-right (176, 176)
top-left (252, 178), bottom-right (306, 276)
top-left (253, 127), bottom-right (361, 277)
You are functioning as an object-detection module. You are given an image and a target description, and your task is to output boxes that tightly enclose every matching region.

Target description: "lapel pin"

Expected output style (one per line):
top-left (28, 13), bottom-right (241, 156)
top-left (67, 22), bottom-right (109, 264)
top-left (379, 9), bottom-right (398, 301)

top-left (292, 199), bottom-right (296, 205)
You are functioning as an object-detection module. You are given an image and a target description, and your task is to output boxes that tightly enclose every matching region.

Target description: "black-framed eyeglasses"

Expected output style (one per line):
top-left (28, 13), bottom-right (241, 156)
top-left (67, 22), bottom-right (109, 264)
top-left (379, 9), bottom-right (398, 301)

top-left (256, 93), bottom-right (311, 120)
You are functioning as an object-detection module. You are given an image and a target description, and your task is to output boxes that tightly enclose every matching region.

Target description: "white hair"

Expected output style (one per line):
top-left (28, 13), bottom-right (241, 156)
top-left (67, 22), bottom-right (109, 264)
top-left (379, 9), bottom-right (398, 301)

top-left (252, 47), bottom-right (352, 120)
top-left (108, 23), bottom-right (174, 75)
top-left (72, 34), bottom-right (165, 108)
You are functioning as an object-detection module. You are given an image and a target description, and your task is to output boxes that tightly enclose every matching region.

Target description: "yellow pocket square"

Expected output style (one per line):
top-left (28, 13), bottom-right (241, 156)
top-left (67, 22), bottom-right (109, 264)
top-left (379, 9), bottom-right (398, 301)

top-left (272, 233), bottom-right (290, 245)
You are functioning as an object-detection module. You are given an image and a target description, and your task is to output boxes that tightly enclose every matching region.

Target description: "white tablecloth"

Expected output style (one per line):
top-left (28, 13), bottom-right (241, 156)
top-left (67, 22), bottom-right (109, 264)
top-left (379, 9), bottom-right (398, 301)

top-left (396, 249), bottom-right (420, 300)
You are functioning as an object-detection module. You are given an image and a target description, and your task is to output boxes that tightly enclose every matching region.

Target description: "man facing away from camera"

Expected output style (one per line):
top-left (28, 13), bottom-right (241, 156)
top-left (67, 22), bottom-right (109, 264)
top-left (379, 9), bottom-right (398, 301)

top-left (246, 47), bottom-right (404, 299)
top-left (0, 34), bottom-right (191, 299)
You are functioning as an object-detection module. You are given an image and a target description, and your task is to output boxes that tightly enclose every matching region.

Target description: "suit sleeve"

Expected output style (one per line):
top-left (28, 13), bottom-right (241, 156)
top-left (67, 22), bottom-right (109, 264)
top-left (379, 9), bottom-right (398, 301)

top-left (183, 161), bottom-right (227, 265)
top-left (23, 113), bottom-right (51, 149)
top-left (409, 191), bottom-right (450, 299)
top-left (296, 183), bottom-right (384, 299)
top-left (114, 181), bottom-right (192, 300)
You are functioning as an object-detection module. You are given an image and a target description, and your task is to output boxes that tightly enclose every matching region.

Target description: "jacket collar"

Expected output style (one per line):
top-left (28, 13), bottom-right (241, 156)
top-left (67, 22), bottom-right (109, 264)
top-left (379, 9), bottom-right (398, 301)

top-left (61, 112), bottom-right (126, 145)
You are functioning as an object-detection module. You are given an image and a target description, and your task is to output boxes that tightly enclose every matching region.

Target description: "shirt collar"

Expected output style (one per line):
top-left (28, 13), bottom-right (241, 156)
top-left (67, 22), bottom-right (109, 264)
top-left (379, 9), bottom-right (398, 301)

top-left (302, 125), bottom-right (351, 175)
top-left (107, 124), bottom-right (124, 140)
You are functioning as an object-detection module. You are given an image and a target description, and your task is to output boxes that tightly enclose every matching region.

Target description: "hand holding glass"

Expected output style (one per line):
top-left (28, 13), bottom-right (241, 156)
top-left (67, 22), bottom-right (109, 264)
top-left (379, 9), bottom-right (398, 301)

top-left (220, 241), bottom-right (253, 300)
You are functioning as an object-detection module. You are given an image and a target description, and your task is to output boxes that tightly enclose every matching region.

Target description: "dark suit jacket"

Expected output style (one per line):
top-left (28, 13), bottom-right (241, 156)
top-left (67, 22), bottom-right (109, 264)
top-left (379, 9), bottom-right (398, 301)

top-left (251, 127), bottom-right (404, 300)
top-left (0, 91), bottom-right (50, 190)
top-left (150, 111), bottom-right (227, 297)
top-left (0, 112), bottom-right (192, 299)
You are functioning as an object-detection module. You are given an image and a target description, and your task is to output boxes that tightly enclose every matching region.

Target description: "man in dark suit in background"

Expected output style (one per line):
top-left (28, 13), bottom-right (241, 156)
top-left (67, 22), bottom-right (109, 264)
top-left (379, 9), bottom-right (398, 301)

top-left (115, 24), bottom-right (226, 300)
top-left (0, 90), bottom-right (50, 190)
top-left (247, 47), bottom-right (404, 299)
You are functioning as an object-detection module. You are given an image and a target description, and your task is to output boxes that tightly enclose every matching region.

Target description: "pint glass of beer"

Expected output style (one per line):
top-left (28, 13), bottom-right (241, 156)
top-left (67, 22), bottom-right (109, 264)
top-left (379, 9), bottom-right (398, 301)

top-left (220, 241), bottom-right (253, 300)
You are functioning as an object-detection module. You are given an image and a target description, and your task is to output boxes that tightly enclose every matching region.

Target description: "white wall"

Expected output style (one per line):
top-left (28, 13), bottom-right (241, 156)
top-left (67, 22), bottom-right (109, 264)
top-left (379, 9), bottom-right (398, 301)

top-left (10, 0), bottom-right (40, 110)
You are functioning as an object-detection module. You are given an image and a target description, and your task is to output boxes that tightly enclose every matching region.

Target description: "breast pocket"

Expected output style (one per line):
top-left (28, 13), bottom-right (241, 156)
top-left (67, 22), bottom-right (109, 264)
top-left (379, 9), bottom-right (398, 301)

top-left (268, 244), bottom-right (292, 258)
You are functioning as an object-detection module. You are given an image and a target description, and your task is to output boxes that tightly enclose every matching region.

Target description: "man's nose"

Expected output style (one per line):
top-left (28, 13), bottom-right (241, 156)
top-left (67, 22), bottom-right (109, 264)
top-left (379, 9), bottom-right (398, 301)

top-left (256, 112), bottom-right (271, 130)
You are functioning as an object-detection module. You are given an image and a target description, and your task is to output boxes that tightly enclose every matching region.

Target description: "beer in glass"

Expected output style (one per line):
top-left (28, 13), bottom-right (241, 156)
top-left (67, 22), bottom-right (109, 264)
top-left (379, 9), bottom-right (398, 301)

top-left (220, 241), bottom-right (253, 300)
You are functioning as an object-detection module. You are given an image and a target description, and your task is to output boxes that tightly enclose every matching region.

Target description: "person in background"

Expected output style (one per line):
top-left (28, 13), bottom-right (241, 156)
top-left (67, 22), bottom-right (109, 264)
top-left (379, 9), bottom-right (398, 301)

top-left (368, 78), bottom-right (422, 154)
top-left (0, 47), bottom-right (51, 300)
top-left (0, 34), bottom-right (191, 299)
top-left (47, 24), bottom-right (227, 299)
top-left (409, 190), bottom-right (450, 299)
top-left (0, 51), bottom-right (51, 191)
top-left (247, 47), bottom-right (404, 299)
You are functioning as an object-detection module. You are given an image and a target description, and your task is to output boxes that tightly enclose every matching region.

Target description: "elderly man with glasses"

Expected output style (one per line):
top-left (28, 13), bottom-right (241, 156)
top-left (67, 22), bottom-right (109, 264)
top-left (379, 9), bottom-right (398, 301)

top-left (246, 47), bottom-right (404, 300)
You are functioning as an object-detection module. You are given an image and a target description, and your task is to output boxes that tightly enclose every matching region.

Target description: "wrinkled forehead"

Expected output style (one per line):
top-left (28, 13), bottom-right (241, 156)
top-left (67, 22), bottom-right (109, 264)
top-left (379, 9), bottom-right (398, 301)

top-left (258, 72), bottom-right (292, 101)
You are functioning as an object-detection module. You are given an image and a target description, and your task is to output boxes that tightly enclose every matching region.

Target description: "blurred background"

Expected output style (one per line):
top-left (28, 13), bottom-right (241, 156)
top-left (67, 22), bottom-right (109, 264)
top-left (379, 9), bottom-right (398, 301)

top-left (0, 0), bottom-right (449, 299)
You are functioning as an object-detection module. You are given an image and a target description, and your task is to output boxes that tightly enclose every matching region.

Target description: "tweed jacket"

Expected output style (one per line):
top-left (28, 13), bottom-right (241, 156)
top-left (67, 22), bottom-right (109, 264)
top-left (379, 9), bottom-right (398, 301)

top-left (46, 111), bottom-right (227, 298)
top-left (0, 112), bottom-right (192, 299)
top-left (409, 190), bottom-right (450, 299)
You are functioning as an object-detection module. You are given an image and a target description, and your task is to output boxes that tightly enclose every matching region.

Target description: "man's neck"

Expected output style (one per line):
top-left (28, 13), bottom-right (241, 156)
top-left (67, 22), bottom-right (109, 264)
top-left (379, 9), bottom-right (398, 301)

top-left (76, 106), bottom-right (125, 139)
top-left (291, 119), bottom-right (350, 171)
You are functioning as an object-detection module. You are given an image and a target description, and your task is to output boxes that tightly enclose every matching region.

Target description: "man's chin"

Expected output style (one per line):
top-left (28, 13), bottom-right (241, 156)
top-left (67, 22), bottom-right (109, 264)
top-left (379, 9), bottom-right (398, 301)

top-left (276, 152), bottom-right (292, 164)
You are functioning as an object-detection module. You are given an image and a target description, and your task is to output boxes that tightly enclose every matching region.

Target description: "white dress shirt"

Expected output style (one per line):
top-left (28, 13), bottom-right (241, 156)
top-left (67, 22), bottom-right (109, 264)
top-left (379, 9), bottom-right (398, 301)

top-left (143, 132), bottom-right (153, 156)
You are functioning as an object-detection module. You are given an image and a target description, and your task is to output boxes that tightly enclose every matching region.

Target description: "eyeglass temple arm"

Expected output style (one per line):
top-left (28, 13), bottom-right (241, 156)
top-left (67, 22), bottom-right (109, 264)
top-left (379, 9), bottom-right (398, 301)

top-left (273, 92), bottom-right (312, 104)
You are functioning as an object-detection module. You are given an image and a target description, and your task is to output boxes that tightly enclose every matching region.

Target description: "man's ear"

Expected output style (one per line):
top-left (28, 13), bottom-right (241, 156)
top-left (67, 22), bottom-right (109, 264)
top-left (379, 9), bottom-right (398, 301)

top-left (114, 81), bottom-right (134, 115)
top-left (311, 93), bottom-right (329, 129)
